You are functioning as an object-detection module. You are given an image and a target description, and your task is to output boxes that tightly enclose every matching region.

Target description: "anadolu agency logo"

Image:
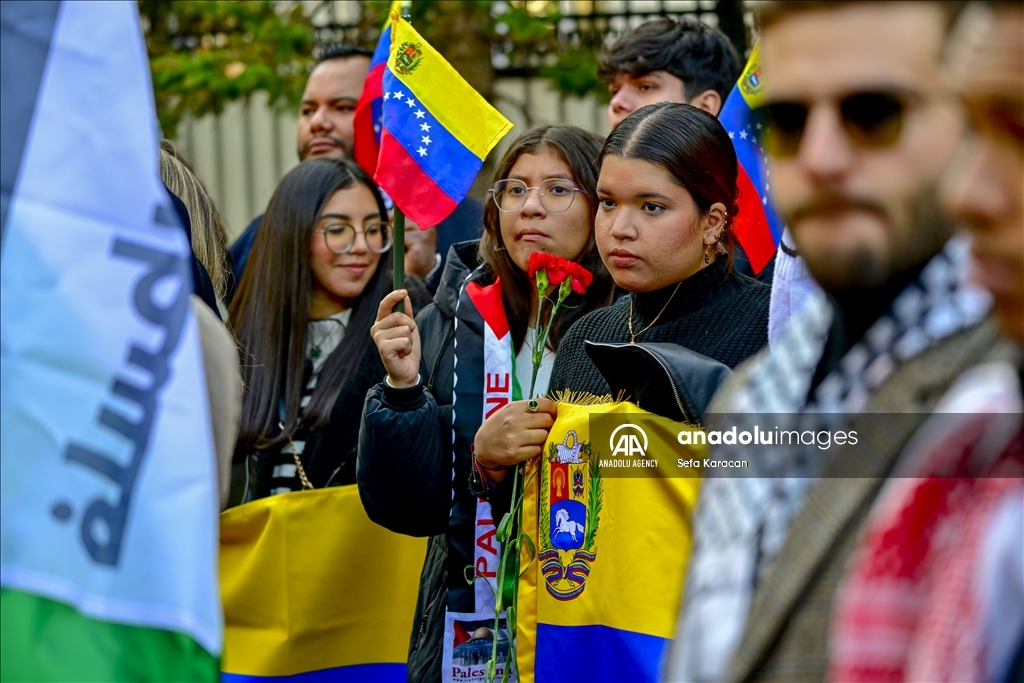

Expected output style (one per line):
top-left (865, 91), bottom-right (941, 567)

top-left (609, 423), bottom-right (648, 458)
top-left (590, 415), bottom-right (664, 473)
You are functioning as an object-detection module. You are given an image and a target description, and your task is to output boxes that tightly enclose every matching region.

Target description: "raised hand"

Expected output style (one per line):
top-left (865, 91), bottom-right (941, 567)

top-left (371, 289), bottom-right (421, 388)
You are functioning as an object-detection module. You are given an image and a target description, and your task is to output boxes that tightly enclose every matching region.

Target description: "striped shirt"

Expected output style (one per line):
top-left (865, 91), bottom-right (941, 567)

top-left (267, 310), bottom-right (351, 495)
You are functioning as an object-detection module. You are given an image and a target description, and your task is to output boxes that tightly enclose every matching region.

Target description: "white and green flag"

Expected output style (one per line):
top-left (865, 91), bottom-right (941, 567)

top-left (1, 1), bottom-right (221, 679)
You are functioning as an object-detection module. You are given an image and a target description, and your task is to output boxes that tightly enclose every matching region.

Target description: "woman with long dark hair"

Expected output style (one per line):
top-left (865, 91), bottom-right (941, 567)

top-left (357, 125), bottom-right (615, 682)
top-left (229, 157), bottom-right (392, 502)
top-left (548, 102), bottom-right (770, 402)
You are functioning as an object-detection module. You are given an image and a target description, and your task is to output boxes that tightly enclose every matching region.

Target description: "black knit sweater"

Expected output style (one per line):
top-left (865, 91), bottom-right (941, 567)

top-left (549, 258), bottom-right (770, 396)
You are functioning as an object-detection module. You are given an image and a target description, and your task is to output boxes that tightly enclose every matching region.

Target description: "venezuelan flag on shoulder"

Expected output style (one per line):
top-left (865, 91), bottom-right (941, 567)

top-left (352, 1), bottom-right (402, 176)
top-left (374, 13), bottom-right (513, 228)
top-left (718, 41), bottom-right (783, 275)
top-left (516, 403), bottom-right (705, 683)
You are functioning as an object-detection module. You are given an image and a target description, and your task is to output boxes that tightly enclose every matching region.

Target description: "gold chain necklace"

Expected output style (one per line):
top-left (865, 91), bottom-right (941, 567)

top-left (628, 282), bottom-right (683, 344)
top-left (277, 422), bottom-right (314, 489)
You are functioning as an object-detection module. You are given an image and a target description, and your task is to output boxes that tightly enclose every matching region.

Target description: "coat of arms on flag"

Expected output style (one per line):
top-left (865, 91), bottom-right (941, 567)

top-left (394, 41), bottom-right (423, 75)
top-left (516, 401), bottom-right (704, 682)
top-left (539, 431), bottom-right (601, 602)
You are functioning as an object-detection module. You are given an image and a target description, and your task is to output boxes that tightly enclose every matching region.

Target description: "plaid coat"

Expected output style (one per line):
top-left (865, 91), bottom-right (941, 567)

top-left (714, 318), bottom-right (1018, 683)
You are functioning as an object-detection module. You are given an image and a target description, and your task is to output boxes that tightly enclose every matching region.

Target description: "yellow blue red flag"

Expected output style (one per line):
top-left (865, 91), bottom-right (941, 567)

top-left (219, 486), bottom-right (426, 682)
top-left (353, 1), bottom-right (403, 176)
top-left (718, 41), bottom-right (783, 275)
top-left (374, 14), bottom-right (513, 228)
top-left (516, 402), bottom-right (705, 682)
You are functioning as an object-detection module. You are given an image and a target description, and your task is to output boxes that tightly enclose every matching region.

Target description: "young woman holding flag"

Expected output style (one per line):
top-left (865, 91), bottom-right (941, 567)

top-left (358, 125), bottom-right (614, 682)
top-left (228, 157), bottom-right (393, 502)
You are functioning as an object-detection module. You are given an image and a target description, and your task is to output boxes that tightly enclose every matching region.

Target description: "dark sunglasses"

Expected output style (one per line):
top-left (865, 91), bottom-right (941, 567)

top-left (752, 91), bottom-right (910, 157)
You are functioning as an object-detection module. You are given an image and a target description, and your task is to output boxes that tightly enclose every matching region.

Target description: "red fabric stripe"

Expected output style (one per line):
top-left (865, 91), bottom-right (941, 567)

top-left (466, 280), bottom-right (510, 339)
top-left (374, 128), bottom-right (458, 228)
top-left (353, 62), bottom-right (386, 175)
top-left (732, 164), bottom-right (776, 275)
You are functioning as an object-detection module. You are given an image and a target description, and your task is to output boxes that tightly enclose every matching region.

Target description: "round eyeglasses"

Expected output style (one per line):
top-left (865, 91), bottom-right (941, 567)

top-left (315, 221), bottom-right (392, 254)
top-left (489, 178), bottom-right (585, 213)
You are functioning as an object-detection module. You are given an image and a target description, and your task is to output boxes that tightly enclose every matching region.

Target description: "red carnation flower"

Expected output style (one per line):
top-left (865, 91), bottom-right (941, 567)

top-left (527, 252), bottom-right (557, 279)
top-left (528, 252), bottom-right (593, 294)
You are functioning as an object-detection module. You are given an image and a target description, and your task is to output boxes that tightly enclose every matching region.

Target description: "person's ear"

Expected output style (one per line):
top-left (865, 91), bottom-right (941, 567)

top-left (702, 202), bottom-right (728, 246)
top-left (688, 89), bottom-right (723, 116)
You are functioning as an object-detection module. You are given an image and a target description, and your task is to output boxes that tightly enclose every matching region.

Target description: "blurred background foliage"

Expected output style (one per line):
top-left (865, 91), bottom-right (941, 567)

top-left (141, 0), bottom-right (610, 138)
top-left (141, 1), bottom-right (314, 139)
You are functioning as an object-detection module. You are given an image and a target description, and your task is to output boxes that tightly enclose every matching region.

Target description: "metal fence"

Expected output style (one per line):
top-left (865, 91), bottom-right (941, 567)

top-left (172, 0), bottom-right (748, 241)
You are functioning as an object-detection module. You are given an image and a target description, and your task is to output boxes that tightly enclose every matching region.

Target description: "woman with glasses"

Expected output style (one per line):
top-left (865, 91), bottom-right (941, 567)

top-left (548, 102), bottom-right (770, 400)
top-left (357, 125), bottom-right (614, 682)
top-left (228, 158), bottom-right (392, 502)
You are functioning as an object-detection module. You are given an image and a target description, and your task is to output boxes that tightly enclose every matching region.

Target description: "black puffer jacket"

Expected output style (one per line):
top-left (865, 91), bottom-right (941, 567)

top-left (358, 241), bottom-right (513, 683)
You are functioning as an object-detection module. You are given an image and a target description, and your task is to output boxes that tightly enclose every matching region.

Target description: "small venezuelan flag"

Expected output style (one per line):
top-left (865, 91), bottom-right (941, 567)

top-left (375, 14), bottom-right (513, 228)
top-left (718, 41), bottom-right (784, 275)
top-left (352, 1), bottom-right (402, 176)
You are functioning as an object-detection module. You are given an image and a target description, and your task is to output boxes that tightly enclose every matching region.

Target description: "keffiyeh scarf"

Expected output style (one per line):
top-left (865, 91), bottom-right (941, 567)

top-left (668, 236), bottom-right (992, 682)
top-left (830, 362), bottom-right (1024, 683)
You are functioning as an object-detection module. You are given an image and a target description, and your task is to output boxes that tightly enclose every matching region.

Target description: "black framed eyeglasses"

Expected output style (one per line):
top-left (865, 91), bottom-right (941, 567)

top-left (489, 178), bottom-right (586, 213)
top-left (315, 221), bottom-right (392, 254)
top-left (752, 91), bottom-right (913, 158)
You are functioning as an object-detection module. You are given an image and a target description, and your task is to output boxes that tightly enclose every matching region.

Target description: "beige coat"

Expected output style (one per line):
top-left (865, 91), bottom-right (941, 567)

top-left (190, 296), bottom-right (242, 510)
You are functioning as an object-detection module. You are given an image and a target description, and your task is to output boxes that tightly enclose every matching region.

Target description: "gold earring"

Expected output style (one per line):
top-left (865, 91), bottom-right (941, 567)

top-left (704, 245), bottom-right (711, 265)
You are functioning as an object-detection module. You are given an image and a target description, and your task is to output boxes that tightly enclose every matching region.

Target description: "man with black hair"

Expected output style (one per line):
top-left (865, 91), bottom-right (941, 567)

top-left (229, 45), bottom-right (371, 288)
top-left (600, 17), bottom-right (741, 129)
top-left (295, 44), bottom-right (373, 160)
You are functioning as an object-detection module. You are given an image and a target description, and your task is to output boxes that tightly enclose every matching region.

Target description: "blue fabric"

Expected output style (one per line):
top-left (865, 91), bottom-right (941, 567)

top-left (535, 623), bottom-right (669, 683)
top-left (370, 25), bottom-right (391, 68)
top-left (227, 214), bottom-right (261, 303)
top-left (0, 0), bottom-right (61, 242)
top-left (222, 663), bottom-right (406, 682)
top-left (381, 69), bottom-right (481, 205)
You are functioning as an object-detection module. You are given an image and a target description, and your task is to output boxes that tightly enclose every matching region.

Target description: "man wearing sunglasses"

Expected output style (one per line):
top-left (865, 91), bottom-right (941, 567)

top-left (667, 3), bottom-right (1009, 682)
top-left (826, 5), bottom-right (1024, 682)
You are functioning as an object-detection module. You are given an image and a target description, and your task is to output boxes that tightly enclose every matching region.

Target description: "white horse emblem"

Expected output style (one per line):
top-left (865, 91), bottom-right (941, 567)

top-left (553, 508), bottom-right (585, 542)
top-left (555, 430), bottom-right (583, 463)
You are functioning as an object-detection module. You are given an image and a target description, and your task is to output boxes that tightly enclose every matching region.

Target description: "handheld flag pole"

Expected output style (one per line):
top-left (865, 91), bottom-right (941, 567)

top-left (391, 0), bottom-right (412, 313)
top-left (392, 208), bottom-right (405, 312)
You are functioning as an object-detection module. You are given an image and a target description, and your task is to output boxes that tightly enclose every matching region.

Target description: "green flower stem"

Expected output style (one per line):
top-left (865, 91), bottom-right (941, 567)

top-left (487, 462), bottom-right (520, 683)
top-left (487, 273), bottom-right (575, 682)
top-left (528, 276), bottom-right (573, 400)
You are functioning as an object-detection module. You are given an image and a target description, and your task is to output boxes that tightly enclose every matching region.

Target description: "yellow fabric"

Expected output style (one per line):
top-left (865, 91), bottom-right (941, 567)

top-left (517, 402), bottom-right (705, 682)
top-left (219, 486), bottom-right (426, 676)
top-left (387, 14), bottom-right (513, 161)
top-left (738, 41), bottom-right (765, 108)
